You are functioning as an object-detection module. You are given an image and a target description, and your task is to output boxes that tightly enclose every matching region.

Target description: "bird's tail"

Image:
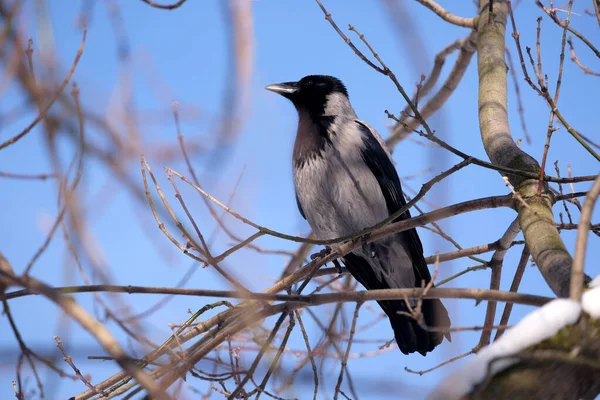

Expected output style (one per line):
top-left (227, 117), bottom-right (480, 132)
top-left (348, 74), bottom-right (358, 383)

top-left (343, 252), bottom-right (451, 356)
top-left (386, 296), bottom-right (451, 356)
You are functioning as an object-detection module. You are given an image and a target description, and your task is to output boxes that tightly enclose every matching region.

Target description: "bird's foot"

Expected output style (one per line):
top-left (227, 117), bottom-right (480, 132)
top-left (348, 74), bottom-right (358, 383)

top-left (332, 258), bottom-right (343, 274)
top-left (310, 247), bottom-right (343, 273)
top-left (360, 233), bottom-right (376, 258)
top-left (310, 246), bottom-right (332, 260)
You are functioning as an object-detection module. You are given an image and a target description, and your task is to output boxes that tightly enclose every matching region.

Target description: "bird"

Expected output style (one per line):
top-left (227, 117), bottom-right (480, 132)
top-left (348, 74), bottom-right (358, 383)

top-left (265, 75), bottom-right (451, 356)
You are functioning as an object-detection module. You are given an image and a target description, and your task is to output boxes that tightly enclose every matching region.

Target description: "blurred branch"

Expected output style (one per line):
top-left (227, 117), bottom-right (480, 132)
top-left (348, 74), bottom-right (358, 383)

top-left (214, 0), bottom-right (253, 153)
top-left (0, 171), bottom-right (56, 180)
top-left (5, 283), bottom-right (553, 307)
top-left (567, 37), bottom-right (600, 77)
top-left (415, 0), bottom-right (476, 28)
top-left (139, 0), bottom-right (188, 10)
top-left (1, 271), bottom-right (168, 399)
top-left (23, 84), bottom-right (86, 276)
top-left (0, 21), bottom-right (86, 151)
top-left (387, 31), bottom-right (477, 147)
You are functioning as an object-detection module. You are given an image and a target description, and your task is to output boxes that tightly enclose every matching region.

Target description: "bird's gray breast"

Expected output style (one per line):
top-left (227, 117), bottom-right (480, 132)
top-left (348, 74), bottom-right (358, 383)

top-left (293, 119), bottom-right (389, 242)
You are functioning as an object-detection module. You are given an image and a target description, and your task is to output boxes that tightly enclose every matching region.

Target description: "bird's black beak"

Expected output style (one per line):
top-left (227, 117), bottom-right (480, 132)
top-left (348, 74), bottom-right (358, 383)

top-left (265, 81), bottom-right (299, 99)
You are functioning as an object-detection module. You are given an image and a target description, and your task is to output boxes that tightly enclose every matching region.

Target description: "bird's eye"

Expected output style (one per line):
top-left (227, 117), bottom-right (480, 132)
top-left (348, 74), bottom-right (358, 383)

top-left (305, 80), bottom-right (313, 86)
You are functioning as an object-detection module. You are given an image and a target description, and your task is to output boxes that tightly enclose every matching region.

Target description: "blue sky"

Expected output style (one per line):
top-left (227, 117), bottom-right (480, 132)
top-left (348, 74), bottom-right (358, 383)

top-left (1, 1), bottom-right (599, 399)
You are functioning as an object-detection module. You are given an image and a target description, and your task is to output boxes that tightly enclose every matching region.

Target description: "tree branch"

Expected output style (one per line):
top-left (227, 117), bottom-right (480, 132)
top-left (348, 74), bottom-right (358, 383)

top-left (415, 0), bottom-right (476, 28)
top-left (476, 0), bottom-right (589, 297)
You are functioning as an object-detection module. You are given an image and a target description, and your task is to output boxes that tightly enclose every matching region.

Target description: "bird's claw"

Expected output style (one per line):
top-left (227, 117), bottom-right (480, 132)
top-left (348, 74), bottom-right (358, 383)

top-left (310, 246), bottom-right (332, 260)
top-left (310, 246), bottom-right (343, 274)
top-left (360, 233), bottom-right (376, 258)
top-left (333, 259), bottom-right (343, 274)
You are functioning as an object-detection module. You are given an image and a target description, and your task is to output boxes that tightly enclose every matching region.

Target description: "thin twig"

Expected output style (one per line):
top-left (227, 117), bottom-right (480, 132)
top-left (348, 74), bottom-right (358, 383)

top-left (494, 247), bottom-right (530, 340)
top-left (54, 336), bottom-right (107, 397)
top-left (0, 28), bottom-right (87, 150)
top-left (139, 0), bottom-right (188, 10)
top-left (333, 302), bottom-right (361, 400)
top-left (570, 175), bottom-right (600, 300)
top-left (477, 218), bottom-right (520, 349)
top-left (415, 0), bottom-right (476, 27)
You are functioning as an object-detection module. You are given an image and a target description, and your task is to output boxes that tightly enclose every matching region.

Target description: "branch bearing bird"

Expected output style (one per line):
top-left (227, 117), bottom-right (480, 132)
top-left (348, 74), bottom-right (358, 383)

top-left (266, 75), bottom-right (451, 356)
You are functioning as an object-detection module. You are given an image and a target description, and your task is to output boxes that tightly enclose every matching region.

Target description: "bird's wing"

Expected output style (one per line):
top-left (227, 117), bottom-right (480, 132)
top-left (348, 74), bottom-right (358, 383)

top-left (355, 119), bottom-right (430, 284)
top-left (295, 193), bottom-right (306, 219)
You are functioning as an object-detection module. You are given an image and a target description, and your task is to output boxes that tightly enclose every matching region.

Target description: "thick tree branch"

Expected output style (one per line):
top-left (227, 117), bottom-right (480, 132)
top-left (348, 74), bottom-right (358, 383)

top-left (476, 0), bottom-right (588, 298)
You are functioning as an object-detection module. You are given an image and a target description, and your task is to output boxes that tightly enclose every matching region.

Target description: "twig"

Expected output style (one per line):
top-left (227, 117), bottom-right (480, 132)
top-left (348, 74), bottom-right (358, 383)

top-left (539, 0), bottom-right (574, 192)
top-left (54, 336), bottom-right (107, 397)
top-left (435, 264), bottom-right (487, 287)
top-left (567, 37), bottom-right (600, 76)
top-left (535, 0), bottom-right (600, 58)
top-left (494, 247), bottom-right (530, 340)
top-left (141, 156), bottom-right (205, 263)
top-left (415, 0), bottom-right (475, 27)
top-left (253, 313), bottom-right (296, 400)
top-left (166, 168), bottom-right (250, 291)
top-left (227, 312), bottom-right (288, 399)
top-left (570, 175), bottom-right (600, 300)
top-left (2, 297), bottom-right (46, 397)
top-left (507, 3), bottom-right (544, 96)
top-left (1, 272), bottom-right (167, 399)
top-left (333, 302), bottom-right (361, 400)
top-left (425, 240), bottom-right (523, 265)
top-left (405, 349), bottom-right (475, 375)
top-left (0, 28), bottom-right (87, 151)
top-left (317, 0), bottom-right (589, 183)
top-left (23, 83), bottom-right (86, 276)
top-left (505, 46), bottom-right (531, 143)
top-left (139, 0), bottom-right (187, 10)
top-left (477, 218), bottom-right (520, 349)
top-left (294, 310), bottom-right (318, 400)
top-left (168, 160), bottom-right (473, 246)
top-left (4, 283), bottom-right (554, 308)
top-left (387, 31), bottom-right (477, 147)
top-left (0, 171), bottom-right (56, 180)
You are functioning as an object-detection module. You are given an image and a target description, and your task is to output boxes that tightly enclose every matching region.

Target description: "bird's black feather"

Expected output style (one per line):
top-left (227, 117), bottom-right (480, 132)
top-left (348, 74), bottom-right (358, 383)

top-left (354, 120), bottom-right (451, 353)
top-left (296, 193), bottom-right (306, 220)
top-left (355, 120), bottom-right (427, 279)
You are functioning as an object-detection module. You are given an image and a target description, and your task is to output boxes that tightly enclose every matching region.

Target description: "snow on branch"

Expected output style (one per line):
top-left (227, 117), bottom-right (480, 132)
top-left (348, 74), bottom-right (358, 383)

top-left (429, 281), bottom-right (600, 400)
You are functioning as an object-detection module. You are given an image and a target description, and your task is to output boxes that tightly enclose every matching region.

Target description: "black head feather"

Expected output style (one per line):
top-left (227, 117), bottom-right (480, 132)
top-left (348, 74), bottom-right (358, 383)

top-left (266, 75), bottom-right (349, 117)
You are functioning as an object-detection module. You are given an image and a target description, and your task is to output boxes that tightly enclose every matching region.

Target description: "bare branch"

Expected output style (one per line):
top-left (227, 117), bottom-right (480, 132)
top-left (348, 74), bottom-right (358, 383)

top-left (570, 175), bottom-right (600, 300)
top-left (415, 0), bottom-right (476, 28)
top-left (477, 218), bottom-right (520, 349)
top-left (477, 0), bottom-right (588, 297)
top-left (1, 272), bottom-right (167, 399)
top-left (0, 27), bottom-right (87, 151)
top-left (139, 0), bottom-right (188, 10)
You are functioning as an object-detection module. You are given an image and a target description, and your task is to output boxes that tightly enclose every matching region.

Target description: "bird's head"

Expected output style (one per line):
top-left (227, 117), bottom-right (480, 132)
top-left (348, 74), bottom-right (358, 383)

top-left (265, 75), bottom-right (353, 117)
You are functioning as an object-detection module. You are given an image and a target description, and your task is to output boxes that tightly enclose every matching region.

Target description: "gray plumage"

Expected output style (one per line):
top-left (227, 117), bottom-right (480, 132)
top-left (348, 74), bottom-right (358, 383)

top-left (266, 75), bottom-right (451, 356)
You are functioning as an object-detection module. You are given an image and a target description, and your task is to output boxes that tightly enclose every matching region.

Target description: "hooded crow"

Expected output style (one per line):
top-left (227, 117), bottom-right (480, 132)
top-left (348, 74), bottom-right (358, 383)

top-left (265, 75), bottom-right (451, 356)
